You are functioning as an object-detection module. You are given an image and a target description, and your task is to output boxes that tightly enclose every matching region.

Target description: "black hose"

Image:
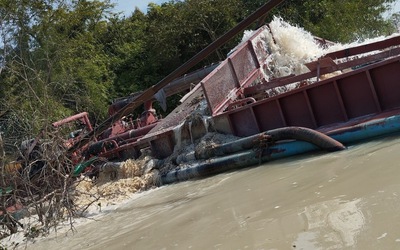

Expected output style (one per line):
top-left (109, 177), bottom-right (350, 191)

top-left (195, 127), bottom-right (345, 160)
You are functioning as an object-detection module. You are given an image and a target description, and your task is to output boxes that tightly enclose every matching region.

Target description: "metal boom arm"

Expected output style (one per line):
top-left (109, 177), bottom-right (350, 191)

top-left (69, 0), bottom-right (285, 153)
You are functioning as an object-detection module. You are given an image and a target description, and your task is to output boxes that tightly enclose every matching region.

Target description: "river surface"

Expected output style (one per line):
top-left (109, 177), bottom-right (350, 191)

top-left (27, 134), bottom-right (400, 249)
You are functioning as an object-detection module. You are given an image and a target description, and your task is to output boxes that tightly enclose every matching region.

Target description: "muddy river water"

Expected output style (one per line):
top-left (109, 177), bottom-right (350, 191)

top-left (26, 134), bottom-right (400, 249)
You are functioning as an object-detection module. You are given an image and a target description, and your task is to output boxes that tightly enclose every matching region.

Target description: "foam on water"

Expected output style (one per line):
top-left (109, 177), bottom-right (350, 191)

top-left (249, 17), bottom-right (399, 83)
top-left (266, 17), bottom-right (325, 77)
top-left (245, 16), bottom-right (327, 82)
top-left (73, 159), bottom-right (159, 209)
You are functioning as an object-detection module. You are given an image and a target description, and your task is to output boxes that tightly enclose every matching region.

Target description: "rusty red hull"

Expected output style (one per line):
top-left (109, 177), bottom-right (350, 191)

top-left (142, 28), bottom-right (400, 159)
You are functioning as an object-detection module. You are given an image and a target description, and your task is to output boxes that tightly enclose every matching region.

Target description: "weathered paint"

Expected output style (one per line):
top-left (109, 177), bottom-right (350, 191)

top-left (161, 114), bottom-right (400, 185)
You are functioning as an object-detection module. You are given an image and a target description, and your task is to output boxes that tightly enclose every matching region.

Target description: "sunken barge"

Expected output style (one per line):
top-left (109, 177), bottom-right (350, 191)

top-left (70, 0), bottom-right (400, 184)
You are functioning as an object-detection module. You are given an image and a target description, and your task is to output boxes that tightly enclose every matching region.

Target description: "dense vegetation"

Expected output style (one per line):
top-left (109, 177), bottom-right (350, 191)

top-left (0, 0), bottom-right (397, 145)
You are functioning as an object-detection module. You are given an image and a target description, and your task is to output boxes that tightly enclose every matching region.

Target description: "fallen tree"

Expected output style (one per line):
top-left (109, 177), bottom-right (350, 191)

top-left (0, 128), bottom-right (97, 242)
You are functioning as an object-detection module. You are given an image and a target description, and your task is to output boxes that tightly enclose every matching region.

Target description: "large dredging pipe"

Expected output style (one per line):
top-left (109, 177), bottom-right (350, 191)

top-left (97, 115), bottom-right (400, 184)
top-left (94, 129), bottom-right (345, 185)
top-left (94, 135), bottom-right (343, 185)
top-left (162, 128), bottom-right (345, 184)
top-left (68, 0), bottom-right (285, 154)
top-left (108, 64), bottom-right (219, 116)
top-left (161, 138), bottom-right (343, 185)
top-left (175, 127), bottom-right (345, 163)
top-left (162, 115), bottom-right (400, 184)
top-left (196, 127), bottom-right (345, 159)
top-left (86, 123), bottom-right (158, 157)
top-left (92, 127), bottom-right (344, 183)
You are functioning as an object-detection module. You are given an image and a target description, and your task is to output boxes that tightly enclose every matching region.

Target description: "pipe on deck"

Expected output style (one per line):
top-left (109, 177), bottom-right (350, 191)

top-left (96, 127), bottom-right (346, 184)
top-left (161, 140), bottom-right (333, 185)
top-left (92, 115), bottom-right (400, 186)
top-left (195, 127), bottom-right (345, 160)
top-left (163, 127), bottom-right (345, 184)
top-left (162, 115), bottom-right (400, 184)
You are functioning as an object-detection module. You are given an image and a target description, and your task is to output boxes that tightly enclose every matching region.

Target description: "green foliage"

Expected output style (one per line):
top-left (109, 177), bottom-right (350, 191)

top-left (101, 9), bottom-right (149, 96)
top-left (273, 0), bottom-right (396, 43)
top-left (0, 0), bottom-right (115, 138)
